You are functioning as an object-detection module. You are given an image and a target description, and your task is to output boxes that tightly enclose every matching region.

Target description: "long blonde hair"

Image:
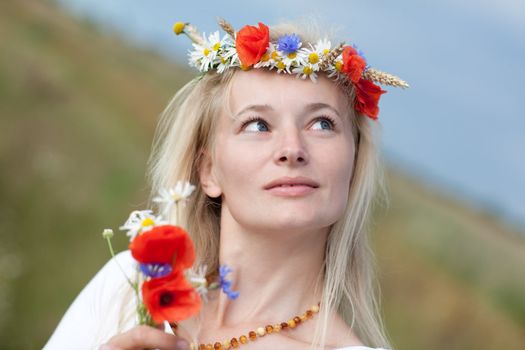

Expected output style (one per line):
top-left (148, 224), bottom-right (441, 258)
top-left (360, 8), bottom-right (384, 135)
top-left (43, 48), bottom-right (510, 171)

top-left (146, 22), bottom-right (392, 350)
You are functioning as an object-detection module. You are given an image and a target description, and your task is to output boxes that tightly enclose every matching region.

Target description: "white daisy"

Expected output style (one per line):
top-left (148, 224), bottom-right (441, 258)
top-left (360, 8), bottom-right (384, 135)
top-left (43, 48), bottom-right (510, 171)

top-left (189, 43), bottom-right (215, 72)
top-left (280, 49), bottom-right (305, 72)
top-left (189, 31), bottom-right (229, 72)
top-left (119, 210), bottom-right (165, 241)
top-left (216, 55), bottom-right (230, 73)
top-left (314, 39), bottom-right (332, 58)
top-left (185, 265), bottom-right (209, 302)
top-left (153, 181), bottom-right (196, 215)
top-left (216, 42), bottom-right (238, 73)
top-left (299, 41), bottom-right (329, 73)
top-left (292, 64), bottom-right (318, 82)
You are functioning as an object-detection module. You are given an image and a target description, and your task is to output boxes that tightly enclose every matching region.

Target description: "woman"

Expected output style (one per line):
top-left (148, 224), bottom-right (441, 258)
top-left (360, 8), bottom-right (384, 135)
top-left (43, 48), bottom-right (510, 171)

top-left (44, 19), bottom-right (407, 350)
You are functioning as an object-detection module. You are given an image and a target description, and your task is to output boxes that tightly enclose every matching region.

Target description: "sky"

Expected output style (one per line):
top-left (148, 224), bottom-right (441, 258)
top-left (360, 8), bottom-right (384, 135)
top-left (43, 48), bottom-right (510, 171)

top-left (56, 0), bottom-right (525, 230)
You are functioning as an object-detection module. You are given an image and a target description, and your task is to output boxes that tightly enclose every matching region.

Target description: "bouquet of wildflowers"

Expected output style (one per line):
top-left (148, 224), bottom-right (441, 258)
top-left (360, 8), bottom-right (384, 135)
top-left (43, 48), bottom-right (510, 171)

top-left (102, 181), bottom-right (238, 328)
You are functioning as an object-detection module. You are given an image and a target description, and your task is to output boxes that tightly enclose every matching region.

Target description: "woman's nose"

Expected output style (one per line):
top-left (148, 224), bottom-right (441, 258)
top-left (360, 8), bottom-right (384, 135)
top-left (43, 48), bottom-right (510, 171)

top-left (273, 128), bottom-right (309, 166)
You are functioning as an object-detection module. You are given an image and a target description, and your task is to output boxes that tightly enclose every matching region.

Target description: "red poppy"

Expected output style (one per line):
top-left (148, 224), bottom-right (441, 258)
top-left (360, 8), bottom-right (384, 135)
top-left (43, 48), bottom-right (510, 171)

top-left (354, 78), bottom-right (387, 120)
top-left (235, 22), bottom-right (270, 67)
top-left (142, 271), bottom-right (202, 323)
top-left (342, 46), bottom-right (367, 84)
top-left (129, 225), bottom-right (194, 271)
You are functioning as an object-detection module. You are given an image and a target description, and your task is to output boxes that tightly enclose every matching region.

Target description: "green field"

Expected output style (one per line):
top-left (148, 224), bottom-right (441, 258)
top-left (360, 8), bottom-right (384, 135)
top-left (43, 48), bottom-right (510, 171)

top-left (0, 1), bottom-right (524, 349)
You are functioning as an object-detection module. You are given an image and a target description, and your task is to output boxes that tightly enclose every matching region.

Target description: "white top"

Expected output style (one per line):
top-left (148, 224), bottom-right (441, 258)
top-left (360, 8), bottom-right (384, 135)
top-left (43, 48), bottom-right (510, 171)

top-left (43, 251), bottom-right (389, 350)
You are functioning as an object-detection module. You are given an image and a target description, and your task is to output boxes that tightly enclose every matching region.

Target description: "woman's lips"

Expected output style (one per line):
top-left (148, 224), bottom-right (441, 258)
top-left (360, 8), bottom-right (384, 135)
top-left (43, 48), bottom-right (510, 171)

top-left (264, 176), bottom-right (319, 197)
top-left (266, 184), bottom-right (317, 197)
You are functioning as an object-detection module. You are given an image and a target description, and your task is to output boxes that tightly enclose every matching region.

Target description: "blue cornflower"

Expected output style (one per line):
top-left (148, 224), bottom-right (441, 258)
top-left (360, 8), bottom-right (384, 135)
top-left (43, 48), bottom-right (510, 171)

top-left (219, 265), bottom-right (240, 300)
top-left (277, 34), bottom-right (301, 54)
top-left (140, 263), bottom-right (172, 278)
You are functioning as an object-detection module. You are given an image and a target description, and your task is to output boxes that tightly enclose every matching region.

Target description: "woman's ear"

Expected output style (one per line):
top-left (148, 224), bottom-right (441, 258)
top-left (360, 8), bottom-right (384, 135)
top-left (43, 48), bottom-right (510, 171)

top-left (198, 150), bottom-right (222, 198)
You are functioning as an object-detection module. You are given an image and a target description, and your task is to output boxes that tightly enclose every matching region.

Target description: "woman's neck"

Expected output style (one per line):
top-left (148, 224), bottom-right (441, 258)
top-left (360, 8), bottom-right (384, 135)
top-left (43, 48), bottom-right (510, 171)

top-left (204, 208), bottom-right (328, 329)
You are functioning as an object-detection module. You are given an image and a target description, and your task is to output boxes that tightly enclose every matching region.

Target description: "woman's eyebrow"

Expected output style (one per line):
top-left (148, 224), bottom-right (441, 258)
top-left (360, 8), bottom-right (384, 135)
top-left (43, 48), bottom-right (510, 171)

top-left (234, 104), bottom-right (274, 118)
top-left (304, 102), bottom-right (342, 118)
top-left (233, 102), bottom-right (341, 119)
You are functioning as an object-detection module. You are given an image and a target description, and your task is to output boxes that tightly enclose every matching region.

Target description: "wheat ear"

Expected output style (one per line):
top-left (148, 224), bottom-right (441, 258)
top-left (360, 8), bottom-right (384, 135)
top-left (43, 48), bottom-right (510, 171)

top-left (184, 24), bottom-right (205, 46)
top-left (319, 42), bottom-right (345, 70)
top-left (217, 17), bottom-right (236, 38)
top-left (363, 68), bottom-right (409, 88)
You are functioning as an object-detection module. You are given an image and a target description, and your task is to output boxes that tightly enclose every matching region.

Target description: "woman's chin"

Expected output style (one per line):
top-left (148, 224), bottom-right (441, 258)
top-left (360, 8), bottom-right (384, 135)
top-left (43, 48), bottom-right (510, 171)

top-left (244, 216), bottom-right (332, 236)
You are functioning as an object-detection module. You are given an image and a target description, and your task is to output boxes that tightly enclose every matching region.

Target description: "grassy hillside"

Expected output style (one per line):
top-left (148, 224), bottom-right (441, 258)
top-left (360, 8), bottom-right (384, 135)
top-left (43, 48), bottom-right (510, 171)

top-left (375, 170), bottom-right (525, 349)
top-left (0, 1), bottom-right (523, 349)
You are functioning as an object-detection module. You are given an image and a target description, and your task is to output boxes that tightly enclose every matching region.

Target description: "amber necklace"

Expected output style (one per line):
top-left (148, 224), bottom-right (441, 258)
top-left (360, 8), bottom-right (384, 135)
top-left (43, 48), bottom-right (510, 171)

top-left (185, 302), bottom-right (320, 350)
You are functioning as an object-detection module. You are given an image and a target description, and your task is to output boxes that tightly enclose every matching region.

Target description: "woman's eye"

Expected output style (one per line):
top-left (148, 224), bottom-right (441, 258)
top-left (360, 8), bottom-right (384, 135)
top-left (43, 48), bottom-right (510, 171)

top-left (311, 117), bottom-right (335, 131)
top-left (243, 118), bottom-right (269, 132)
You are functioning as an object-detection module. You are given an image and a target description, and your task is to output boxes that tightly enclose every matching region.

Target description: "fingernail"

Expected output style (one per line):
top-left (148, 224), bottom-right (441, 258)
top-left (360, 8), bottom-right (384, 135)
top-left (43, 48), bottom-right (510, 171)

top-left (176, 339), bottom-right (189, 350)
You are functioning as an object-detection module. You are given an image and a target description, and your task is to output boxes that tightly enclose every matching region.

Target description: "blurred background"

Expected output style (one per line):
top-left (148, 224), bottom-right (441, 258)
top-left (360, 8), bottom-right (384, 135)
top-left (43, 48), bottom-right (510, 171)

top-left (0, 0), bottom-right (524, 348)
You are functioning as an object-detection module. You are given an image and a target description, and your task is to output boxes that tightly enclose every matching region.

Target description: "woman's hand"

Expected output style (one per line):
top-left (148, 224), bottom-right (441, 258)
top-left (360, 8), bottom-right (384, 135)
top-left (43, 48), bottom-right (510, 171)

top-left (99, 325), bottom-right (190, 350)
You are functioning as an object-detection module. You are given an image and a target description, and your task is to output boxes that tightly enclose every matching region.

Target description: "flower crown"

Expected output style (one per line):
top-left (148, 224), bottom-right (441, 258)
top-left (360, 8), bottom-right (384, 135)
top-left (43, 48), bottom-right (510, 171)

top-left (173, 19), bottom-right (409, 121)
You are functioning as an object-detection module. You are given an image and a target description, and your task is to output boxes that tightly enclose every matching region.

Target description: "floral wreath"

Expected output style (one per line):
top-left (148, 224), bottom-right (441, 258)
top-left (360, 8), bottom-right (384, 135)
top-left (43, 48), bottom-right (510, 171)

top-left (173, 19), bottom-right (409, 121)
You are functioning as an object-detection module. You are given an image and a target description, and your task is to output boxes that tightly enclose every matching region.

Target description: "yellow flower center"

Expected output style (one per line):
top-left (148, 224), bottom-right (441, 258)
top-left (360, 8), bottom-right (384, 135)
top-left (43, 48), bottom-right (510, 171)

top-left (308, 52), bottom-right (319, 64)
top-left (173, 22), bottom-right (185, 35)
top-left (276, 61), bottom-right (286, 70)
top-left (261, 53), bottom-right (270, 62)
top-left (271, 51), bottom-right (280, 60)
top-left (323, 49), bottom-right (330, 55)
top-left (287, 52), bottom-right (297, 59)
top-left (303, 66), bottom-right (313, 75)
top-left (220, 57), bottom-right (228, 64)
top-left (335, 61), bottom-right (343, 71)
top-left (213, 42), bottom-right (221, 51)
top-left (203, 48), bottom-right (210, 56)
top-left (141, 217), bottom-right (155, 227)
top-left (240, 64), bottom-right (251, 71)
top-left (171, 193), bottom-right (183, 201)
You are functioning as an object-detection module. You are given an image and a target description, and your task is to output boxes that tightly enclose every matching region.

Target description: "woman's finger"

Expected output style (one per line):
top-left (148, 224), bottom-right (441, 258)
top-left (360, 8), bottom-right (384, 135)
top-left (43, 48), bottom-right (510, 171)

top-left (100, 325), bottom-right (189, 350)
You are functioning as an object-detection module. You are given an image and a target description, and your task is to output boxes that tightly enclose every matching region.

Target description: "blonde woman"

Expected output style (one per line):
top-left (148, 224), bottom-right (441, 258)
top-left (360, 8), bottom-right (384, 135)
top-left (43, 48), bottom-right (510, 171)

top-left (44, 20), bottom-right (407, 350)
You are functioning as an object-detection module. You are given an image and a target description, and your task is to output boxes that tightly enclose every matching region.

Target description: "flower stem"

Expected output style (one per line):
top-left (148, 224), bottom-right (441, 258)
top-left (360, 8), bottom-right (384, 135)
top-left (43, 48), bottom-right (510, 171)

top-left (105, 236), bottom-right (134, 289)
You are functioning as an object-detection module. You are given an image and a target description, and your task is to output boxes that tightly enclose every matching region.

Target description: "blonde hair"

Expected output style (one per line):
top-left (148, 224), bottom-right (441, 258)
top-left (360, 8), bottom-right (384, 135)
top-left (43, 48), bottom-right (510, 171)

top-left (146, 21), bottom-right (392, 350)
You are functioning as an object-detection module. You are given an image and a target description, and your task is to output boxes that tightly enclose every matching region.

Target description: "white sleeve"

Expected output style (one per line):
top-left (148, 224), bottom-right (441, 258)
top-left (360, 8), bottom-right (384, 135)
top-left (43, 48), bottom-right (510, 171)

top-left (43, 250), bottom-right (139, 350)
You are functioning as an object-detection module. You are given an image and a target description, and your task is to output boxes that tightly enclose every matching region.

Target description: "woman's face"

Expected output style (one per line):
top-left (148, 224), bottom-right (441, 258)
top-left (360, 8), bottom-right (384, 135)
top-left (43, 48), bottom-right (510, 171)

top-left (200, 69), bottom-right (356, 235)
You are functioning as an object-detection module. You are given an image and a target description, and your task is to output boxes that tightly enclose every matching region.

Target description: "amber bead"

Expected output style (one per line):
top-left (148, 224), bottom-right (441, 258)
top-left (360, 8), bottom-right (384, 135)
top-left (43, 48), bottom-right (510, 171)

top-left (195, 303), bottom-right (320, 349)
top-left (256, 327), bottom-right (266, 336)
top-left (230, 338), bottom-right (239, 348)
